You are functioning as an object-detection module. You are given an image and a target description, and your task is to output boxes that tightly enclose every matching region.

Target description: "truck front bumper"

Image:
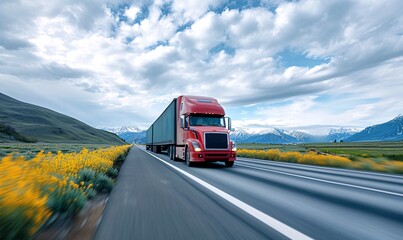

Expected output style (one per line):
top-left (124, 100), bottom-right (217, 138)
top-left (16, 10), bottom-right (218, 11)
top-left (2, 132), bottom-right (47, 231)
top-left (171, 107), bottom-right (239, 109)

top-left (190, 151), bottom-right (236, 162)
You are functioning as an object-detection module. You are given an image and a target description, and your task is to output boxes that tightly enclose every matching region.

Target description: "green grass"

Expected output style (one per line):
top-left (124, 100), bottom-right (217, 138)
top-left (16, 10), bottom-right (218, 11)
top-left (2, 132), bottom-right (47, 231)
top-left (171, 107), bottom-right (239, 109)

top-left (238, 143), bottom-right (308, 152)
top-left (0, 143), bottom-right (116, 159)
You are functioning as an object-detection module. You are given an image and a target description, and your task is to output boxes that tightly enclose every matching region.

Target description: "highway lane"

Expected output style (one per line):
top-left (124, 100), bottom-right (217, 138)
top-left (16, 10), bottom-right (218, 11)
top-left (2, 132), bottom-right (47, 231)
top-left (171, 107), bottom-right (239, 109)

top-left (95, 146), bottom-right (403, 240)
top-left (95, 146), bottom-right (282, 240)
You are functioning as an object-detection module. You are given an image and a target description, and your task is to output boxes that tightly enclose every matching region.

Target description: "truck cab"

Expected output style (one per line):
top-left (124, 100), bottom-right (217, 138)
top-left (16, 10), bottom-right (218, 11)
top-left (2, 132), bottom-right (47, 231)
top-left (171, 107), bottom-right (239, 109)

top-left (177, 96), bottom-right (236, 167)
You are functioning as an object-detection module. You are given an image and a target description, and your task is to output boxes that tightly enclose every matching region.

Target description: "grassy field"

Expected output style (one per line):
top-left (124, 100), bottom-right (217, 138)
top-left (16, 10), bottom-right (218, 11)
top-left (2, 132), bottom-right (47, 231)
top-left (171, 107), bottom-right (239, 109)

top-left (238, 142), bottom-right (403, 161)
top-left (301, 142), bottom-right (403, 160)
top-left (0, 143), bottom-right (117, 159)
top-left (238, 143), bottom-right (307, 152)
top-left (238, 141), bottom-right (403, 174)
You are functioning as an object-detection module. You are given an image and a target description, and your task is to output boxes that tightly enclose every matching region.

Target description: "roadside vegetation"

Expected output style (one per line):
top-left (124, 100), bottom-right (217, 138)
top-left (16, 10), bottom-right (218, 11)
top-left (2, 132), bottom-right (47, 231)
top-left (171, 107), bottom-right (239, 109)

top-left (0, 143), bottom-right (116, 159)
top-left (238, 142), bottom-right (403, 174)
top-left (0, 144), bottom-right (131, 239)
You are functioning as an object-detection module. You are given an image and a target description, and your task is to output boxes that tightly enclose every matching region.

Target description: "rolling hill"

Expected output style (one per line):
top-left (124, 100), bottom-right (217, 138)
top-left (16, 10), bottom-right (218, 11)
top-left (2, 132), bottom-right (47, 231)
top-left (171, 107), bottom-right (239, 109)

top-left (0, 92), bottom-right (126, 144)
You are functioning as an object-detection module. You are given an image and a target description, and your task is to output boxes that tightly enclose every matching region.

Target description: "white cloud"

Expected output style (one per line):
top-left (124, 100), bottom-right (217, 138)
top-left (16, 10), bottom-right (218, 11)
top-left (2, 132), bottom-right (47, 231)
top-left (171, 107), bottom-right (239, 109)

top-left (125, 6), bottom-right (140, 21)
top-left (0, 0), bottom-right (402, 131)
top-left (171, 0), bottom-right (225, 22)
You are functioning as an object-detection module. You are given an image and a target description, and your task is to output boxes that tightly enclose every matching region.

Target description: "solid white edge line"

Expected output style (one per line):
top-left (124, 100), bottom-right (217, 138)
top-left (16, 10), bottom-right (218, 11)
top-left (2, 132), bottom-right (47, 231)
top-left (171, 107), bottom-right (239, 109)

top-left (236, 162), bottom-right (403, 197)
top-left (141, 148), bottom-right (312, 240)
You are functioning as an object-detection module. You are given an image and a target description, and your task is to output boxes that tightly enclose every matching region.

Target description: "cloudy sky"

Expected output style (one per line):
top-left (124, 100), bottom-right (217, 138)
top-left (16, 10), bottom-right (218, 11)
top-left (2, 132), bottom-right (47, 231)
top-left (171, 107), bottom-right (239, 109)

top-left (1, 0), bottom-right (402, 134)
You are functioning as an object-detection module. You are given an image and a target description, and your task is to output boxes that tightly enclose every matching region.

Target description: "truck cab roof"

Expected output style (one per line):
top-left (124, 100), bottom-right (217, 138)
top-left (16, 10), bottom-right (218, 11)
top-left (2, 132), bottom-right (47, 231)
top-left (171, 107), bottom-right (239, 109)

top-left (180, 95), bottom-right (225, 115)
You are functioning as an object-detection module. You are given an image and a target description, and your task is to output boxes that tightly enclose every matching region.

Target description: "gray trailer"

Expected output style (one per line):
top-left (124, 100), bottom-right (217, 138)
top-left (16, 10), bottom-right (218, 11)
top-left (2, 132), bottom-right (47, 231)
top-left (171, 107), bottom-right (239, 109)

top-left (146, 99), bottom-right (177, 153)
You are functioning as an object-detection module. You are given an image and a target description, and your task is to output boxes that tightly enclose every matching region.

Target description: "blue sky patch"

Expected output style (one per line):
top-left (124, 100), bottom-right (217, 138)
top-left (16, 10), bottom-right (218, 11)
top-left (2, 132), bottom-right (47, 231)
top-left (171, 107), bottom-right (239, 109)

top-left (160, 2), bottom-right (173, 18)
top-left (108, 3), bottom-right (130, 22)
top-left (146, 40), bottom-right (169, 50)
top-left (133, 5), bottom-right (151, 24)
top-left (209, 42), bottom-right (236, 56)
top-left (214, 0), bottom-right (278, 14)
top-left (177, 21), bottom-right (193, 32)
top-left (277, 48), bottom-right (329, 68)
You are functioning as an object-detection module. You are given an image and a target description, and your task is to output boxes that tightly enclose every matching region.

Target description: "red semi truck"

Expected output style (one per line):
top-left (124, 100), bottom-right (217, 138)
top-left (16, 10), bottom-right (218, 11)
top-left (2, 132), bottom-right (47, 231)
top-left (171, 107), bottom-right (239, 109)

top-left (146, 95), bottom-right (236, 167)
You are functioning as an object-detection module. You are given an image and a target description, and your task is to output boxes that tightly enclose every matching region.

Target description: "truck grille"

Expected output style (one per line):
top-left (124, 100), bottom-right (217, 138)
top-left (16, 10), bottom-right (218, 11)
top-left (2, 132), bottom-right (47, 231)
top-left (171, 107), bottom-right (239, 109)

top-left (205, 133), bottom-right (228, 150)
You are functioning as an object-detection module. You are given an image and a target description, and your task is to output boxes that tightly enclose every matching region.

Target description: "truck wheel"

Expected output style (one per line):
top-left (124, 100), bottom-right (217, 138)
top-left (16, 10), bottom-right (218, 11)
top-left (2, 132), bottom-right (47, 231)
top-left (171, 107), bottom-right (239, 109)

top-left (185, 148), bottom-right (193, 167)
top-left (171, 146), bottom-right (178, 161)
top-left (225, 161), bottom-right (234, 167)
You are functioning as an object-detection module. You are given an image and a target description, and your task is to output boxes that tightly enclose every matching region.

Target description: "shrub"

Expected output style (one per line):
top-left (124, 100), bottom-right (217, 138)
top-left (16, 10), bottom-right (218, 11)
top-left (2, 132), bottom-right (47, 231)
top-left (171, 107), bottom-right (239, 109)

top-left (384, 161), bottom-right (403, 174)
top-left (0, 206), bottom-right (36, 240)
top-left (77, 168), bottom-right (96, 186)
top-left (0, 156), bottom-right (52, 238)
top-left (384, 154), bottom-right (403, 161)
top-left (85, 188), bottom-right (97, 199)
top-left (93, 174), bottom-right (114, 193)
top-left (280, 151), bottom-right (302, 163)
top-left (46, 181), bottom-right (87, 215)
top-left (106, 168), bottom-right (119, 178)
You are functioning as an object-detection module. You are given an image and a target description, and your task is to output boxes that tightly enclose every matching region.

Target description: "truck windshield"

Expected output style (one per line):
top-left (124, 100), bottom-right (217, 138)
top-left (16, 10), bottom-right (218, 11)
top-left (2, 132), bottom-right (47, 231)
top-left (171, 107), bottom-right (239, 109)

top-left (189, 114), bottom-right (225, 127)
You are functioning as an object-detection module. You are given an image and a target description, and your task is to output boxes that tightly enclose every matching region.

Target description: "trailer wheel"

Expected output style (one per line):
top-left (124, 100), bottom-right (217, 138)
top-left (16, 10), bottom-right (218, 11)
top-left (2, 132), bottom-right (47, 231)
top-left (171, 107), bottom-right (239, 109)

top-left (185, 147), bottom-right (193, 167)
top-left (225, 161), bottom-right (234, 167)
top-left (169, 146), bottom-right (174, 160)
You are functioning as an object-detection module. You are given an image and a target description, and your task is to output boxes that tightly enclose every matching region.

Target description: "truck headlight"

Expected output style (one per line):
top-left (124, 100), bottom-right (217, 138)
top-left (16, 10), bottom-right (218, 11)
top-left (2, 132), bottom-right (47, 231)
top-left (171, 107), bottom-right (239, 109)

top-left (231, 141), bottom-right (237, 151)
top-left (191, 141), bottom-right (201, 152)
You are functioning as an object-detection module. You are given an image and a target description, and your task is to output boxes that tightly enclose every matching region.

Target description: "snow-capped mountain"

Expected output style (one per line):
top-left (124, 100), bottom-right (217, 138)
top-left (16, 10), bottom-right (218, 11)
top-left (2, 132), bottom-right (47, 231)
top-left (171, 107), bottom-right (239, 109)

top-left (230, 129), bottom-right (254, 142)
top-left (119, 131), bottom-right (147, 144)
top-left (100, 126), bottom-right (146, 143)
top-left (101, 126), bottom-right (144, 135)
top-left (231, 128), bottom-right (302, 144)
top-left (346, 115), bottom-right (403, 142)
top-left (288, 131), bottom-right (315, 142)
top-left (327, 127), bottom-right (362, 142)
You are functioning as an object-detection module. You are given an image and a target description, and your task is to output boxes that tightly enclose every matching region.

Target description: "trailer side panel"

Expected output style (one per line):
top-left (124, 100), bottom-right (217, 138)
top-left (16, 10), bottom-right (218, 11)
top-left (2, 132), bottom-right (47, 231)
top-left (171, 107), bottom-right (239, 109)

top-left (152, 99), bottom-right (176, 145)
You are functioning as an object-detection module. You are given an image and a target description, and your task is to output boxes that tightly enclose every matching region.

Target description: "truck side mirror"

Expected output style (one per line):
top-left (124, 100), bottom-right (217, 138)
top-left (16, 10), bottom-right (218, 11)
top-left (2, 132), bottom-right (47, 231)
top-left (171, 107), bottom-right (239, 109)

top-left (180, 115), bottom-right (185, 128)
top-left (185, 116), bottom-right (189, 129)
top-left (181, 115), bottom-right (189, 129)
top-left (225, 117), bottom-right (232, 131)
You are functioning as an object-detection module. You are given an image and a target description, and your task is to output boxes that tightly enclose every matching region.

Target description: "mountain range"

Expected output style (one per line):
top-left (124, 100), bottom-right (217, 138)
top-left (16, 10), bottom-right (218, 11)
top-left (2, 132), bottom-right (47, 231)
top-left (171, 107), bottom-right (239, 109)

top-left (108, 116), bottom-right (403, 144)
top-left (346, 115), bottom-right (403, 142)
top-left (230, 127), bottom-right (360, 144)
top-left (0, 92), bottom-right (125, 144)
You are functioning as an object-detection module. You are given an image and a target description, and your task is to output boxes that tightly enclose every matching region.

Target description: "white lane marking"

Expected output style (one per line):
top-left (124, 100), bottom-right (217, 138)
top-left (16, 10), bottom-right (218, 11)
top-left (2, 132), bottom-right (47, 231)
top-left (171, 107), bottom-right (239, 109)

top-left (141, 149), bottom-right (312, 240)
top-left (236, 162), bottom-right (403, 198)
top-left (237, 157), bottom-right (403, 180)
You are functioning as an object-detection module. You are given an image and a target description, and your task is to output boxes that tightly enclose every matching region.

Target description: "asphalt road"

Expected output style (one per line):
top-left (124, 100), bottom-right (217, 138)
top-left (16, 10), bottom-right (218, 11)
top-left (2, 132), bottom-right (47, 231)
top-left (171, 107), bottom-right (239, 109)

top-left (95, 146), bottom-right (403, 240)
